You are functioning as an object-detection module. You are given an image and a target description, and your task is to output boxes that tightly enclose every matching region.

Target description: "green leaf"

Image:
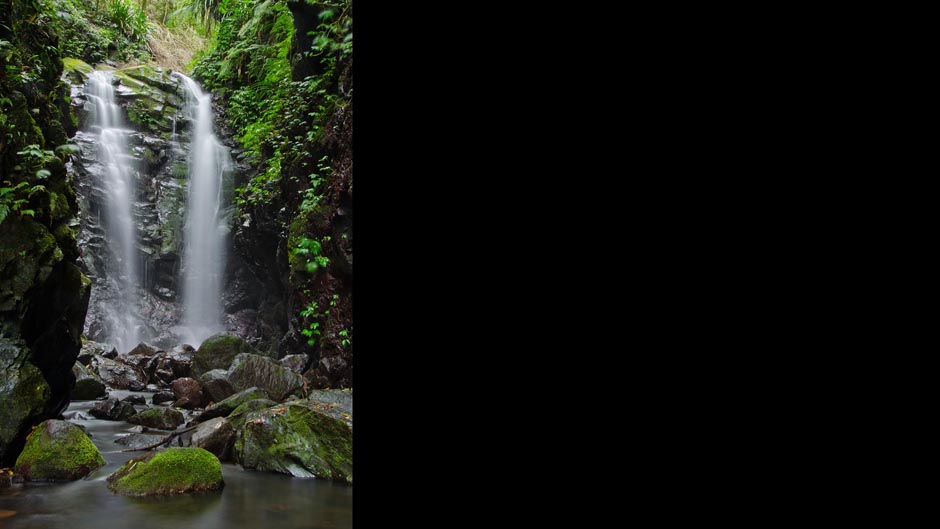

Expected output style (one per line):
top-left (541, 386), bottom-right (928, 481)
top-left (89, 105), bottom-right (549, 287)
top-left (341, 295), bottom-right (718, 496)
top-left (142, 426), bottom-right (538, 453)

top-left (35, 169), bottom-right (51, 179)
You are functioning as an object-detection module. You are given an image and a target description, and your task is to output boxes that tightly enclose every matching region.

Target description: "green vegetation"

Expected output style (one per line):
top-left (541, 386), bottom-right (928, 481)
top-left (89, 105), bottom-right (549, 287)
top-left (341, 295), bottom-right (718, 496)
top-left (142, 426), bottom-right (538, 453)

top-left (107, 447), bottom-right (224, 495)
top-left (14, 420), bottom-right (105, 481)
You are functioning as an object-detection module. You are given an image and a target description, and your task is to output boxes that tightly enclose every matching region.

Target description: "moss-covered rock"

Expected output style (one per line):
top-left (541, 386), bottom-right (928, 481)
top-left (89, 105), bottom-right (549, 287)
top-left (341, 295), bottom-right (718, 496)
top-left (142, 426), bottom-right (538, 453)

top-left (62, 57), bottom-right (94, 85)
top-left (107, 447), bottom-right (224, 496)
top-left (234, 403), bottom-right (352, 482)
top-left (72, 377), bottom-right (107, 400)
top-left (13, 419), bottom-right (104, 481)
top-left (192, 334), bottom-right (259, 378)
top-left (227, 353), bottom-right (305, 401)
top-left (227, 398), bottom-right (277, 430)
top-left (128, 407), bottom-right (184, 430)
top-left (197, 386), bottom-right (270, 423)
top-left (0, 339), bottom-right (52, 461)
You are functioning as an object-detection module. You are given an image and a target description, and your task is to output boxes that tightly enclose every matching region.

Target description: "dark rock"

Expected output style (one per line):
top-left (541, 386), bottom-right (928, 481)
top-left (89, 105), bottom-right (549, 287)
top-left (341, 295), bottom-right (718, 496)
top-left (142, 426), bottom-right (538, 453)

top-left (234, 403), bottom-right (352, 482)
top-left (278, 354), bottom-right (309, 374)
top-left (14, 420), bottom-right (105, 481)
top-left (127, 343), bottom-right (158, 356)
top-left (192, 334), bottom-right (259, 378)
top-left (122, 395), bottom-right (146, 405)
top-left (89, 397), bottom-right (137, 421)
top-left (228, 353), bottom-right (305, 402)
top-left (89, 355), bottom-right (148, 391)
top-left (200, 369), bottom-right (235, 404)
top-left (197, 387), bottom-right (270, 423)
top-left (152, 391), bottom-right (175, 404)
top-left (171, 377), bottom-right (204, 409)
top-left (115, 433), bottom-right (168, 450)
top-left (107, 447), bottom-right (223, 496)
top-left (190, 417), bottom-right (235, 460)
top-left (72, 378), bottom-right (107, 400)
top-left (150, 348), bottom-right (194, 385)
top-left (128, 407), bottom-right (184, 430)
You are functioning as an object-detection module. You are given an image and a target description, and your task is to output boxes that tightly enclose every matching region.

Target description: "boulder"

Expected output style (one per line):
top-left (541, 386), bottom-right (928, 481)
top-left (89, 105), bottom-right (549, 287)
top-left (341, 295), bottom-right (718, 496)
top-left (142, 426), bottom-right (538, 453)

top-left (128, 408), bottom-right (184, 430)
top-left (200, 369), bottom-right (235, 404)
top-left (0, 338), bottom-right (52, 464)
top-left (89, 397), bottom-right (137, 421)
top-left (127, 343), bottom-right (159, 356)
top-left (107, 447), bottom-right (223, 496)
top-left (171, 377), bottom-right (204, 409)
top-left (70, 361), bottom-right (106, 400)
top-left (89, 355), bottom-right (148, 391)
top-left (227, 353), bottom-right (305, 401)
top-left (278, 354), bottom-right (309, 374)
top-left (226, 398), bottom-right (277, 430)
top-left (13, 420), bottom-right (105, 481)
top-left (122, 394), bottom-right (146, 405)
top-left (152, 391), bottom-right (176, 405)
top-left (192, 334), bottom-right (258, 378)
top-left (305, 389), bottom-right (353, 428)
top-left (189, 417), bottom-right (235, 460)
top-left (234, 403), bottom-right (352, 482)
top-left (196, 387), bottom-right (270, 423)
top-left (72, 377), bottom-right (107, 400)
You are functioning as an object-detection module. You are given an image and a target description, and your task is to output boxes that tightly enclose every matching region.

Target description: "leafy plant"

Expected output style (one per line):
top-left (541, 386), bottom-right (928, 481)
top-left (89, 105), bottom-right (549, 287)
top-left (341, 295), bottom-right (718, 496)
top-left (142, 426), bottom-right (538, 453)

top-left (292, 237), bottom-right (329, 273)
top-left (299, 301), bottom-right (321, 346)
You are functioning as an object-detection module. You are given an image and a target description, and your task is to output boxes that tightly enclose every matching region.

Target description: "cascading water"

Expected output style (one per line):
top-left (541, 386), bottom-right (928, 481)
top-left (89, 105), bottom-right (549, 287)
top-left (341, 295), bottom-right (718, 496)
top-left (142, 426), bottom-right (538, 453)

top-left (85, 70), bottom-right (143, 352)
top-left (176, 73), bottom-right (232, 347)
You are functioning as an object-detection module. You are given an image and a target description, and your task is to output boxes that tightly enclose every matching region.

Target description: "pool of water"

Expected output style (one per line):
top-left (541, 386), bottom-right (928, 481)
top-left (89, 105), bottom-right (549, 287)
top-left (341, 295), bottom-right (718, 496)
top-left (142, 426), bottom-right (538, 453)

top-left (0, 391), bottom-right (352, 528)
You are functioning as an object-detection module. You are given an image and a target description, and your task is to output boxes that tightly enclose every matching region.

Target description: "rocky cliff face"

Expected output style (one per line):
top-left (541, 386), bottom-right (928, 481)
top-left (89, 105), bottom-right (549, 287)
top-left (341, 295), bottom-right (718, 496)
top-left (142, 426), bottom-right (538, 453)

top-left (62, 60), bottom-right (245, 350)
top-left (0, 0), bottom-right (91, 465)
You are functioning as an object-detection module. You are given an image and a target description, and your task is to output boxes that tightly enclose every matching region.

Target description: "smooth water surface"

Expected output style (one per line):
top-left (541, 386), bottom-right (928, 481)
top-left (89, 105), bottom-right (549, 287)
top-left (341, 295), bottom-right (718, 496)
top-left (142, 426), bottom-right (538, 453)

top-left (0, 392), bottom-right (352, 528)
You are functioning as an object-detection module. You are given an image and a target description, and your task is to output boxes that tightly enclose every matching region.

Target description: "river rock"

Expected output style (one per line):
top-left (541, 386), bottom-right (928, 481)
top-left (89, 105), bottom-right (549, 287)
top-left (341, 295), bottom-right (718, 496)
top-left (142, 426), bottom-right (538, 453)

top-left (227, 353), bottom-right (304, 402)
top-left (115, 433), bottom-right (168, 450)
top-left (151, 347), bottom-right (194, 383)
top-left (152, 391), bottom-right (176, 404)
top-left (71, 361), bottom-right (107, 400)
top-left (192, 334), bottom-right (259, 378)
top-left (226, 398), bottom-right (277, 430)
top-left (200, 369), bottom-right (235, 404)
top-left (305, 389), bottom-right (353, 428)
top-left (122, 394), bottom-right (146, 405)
top-left (171, 377), bottom-right (204, 409)
top-left (278, 354), bottom-right (309, 374)
top-left (128, 407), bottom-right (184, 430)
top-left (14, 420), bottom-right (105, 481)
top-left (127, 343), bottom-right (159, 356)
top-left (107, 447), bottom-right (223, 496)
top-left (196, 387), bottom-right (270, 423)
top-left (89, 397), bottom-right (137, 421)
top-left (0, 338), bottom-right (53, 463)
top-left (190, 417), bottom-right (235, 460)
top-left (89, 355), bottom-right (148, 391)
top-left (234, 403), bottom-right (352, 482)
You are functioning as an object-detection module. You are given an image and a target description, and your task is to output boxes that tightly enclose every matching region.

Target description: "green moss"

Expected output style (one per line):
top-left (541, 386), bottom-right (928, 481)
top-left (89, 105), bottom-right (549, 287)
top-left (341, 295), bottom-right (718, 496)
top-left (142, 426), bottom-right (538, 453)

top-left (14, 420), bottom-right (104, 481)
top-left (107, 447), bottom-right (223, 496)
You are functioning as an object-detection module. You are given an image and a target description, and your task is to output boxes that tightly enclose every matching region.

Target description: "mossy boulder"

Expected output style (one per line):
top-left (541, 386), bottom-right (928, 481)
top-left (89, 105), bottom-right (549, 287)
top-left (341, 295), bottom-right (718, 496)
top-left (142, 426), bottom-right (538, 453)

top-left (72, 377), bottom-right (107, 400)
top-left (227, 398), bottom-right (277, 430)
top-left (14, 420), bottom-right (105, 481)
top-left (196, 386), bottom-right (269, 423)
top-left (61, 57), bottom-right (93, 85)
top-left (227, 353), bottom-right (305, 401)
top-left (234, 403), bottom-right (352, 482)
top-left (107, 447), bottom-right (224, 496)
top-left (192, 334), bottom-right (259, 378)
top-left (128, 407), bottom-right (184, 430)
top-left (0, 339), bottom-right (52, 463)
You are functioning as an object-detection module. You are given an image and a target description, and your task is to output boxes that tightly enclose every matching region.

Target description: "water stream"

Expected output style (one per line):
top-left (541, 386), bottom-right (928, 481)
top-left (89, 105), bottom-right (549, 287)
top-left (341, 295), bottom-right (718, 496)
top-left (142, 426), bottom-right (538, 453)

top-left (0, 392), bottom-right (353, 528)
top-left (85, 70), bottom-right (144, 352)
top-left (176, 74), bottom-right (231, 348)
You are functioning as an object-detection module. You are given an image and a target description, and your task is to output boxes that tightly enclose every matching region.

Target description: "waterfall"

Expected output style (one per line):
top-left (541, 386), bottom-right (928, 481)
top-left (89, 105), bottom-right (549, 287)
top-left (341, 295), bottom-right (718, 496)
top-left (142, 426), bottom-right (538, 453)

top-left (176, 73), bottom-right (231, 347)
top-left (85, 70), bottom-right (143, 353)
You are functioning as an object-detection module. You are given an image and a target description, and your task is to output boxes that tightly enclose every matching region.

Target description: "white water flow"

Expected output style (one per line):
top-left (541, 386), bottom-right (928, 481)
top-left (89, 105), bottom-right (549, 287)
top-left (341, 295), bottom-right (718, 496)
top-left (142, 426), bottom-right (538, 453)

top-left (177, 74), bottom-right (231, 346)
top-left (86, 70), bottom-right (142, 352)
